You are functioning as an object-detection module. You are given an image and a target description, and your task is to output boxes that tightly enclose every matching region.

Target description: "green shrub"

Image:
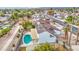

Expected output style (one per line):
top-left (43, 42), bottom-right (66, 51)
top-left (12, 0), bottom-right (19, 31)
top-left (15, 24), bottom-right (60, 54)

top-left (33, 43), bottom-right (66, 51)
top-left (0, 28), bottom-right (11, 38)
top-left (33, 43), bottom-right (55, 51)
top-left (22, 21), bottom-right (35, 30)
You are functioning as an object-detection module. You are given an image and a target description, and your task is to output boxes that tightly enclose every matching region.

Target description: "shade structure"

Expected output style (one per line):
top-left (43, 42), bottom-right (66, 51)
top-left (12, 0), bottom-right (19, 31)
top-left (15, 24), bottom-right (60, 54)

top-left (31, 29), bottom-right (39, 40)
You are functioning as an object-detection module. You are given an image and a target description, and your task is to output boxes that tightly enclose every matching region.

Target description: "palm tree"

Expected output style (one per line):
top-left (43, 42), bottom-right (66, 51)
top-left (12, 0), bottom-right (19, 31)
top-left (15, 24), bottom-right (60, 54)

top-left (26, 10), bottom-right (34, 19)
top-left (64, 27), bottom-right (68, 41)
top-left (68, 25), bottom-right (72, 45)
top-left (19, 10), bottom-right (34, 21)
top-left (63, 24), bottom-right (70, 44)
top-left (76, 30), bottom-right (79, 45)
top-left (65, 16), bottom-right (74, 45)
top-left (10, 11), bottom-right (19, 22)
top-left (20, 10), bottom-right (26, 20)
top-left (65, 16), bottom-right (74, 24)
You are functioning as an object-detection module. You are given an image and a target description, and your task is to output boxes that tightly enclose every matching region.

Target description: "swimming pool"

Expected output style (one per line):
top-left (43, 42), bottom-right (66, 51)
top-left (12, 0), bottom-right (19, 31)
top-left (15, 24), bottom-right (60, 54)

top-left (23, 34), bottom-right (32, 44)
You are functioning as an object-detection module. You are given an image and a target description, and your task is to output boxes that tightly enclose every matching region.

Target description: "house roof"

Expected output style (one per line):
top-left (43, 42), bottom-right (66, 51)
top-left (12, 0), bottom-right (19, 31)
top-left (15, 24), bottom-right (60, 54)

top-left (0, 17), bottom-right (8, 21)
top-left (38, 31), bottom-right (56, 43)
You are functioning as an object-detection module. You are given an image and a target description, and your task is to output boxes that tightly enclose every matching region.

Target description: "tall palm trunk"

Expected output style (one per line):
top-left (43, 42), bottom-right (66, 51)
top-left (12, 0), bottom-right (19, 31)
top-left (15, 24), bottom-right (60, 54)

top-left (76, 32), bottom-right (79, 45)
top-left (68, 25), bottom-right (72, 45)
top-left (65, 28), bottom-right (68, 43)
top-left (65, 25), bottom-right (70, 44)
top-left (69, 31), bottom-right (72, 45)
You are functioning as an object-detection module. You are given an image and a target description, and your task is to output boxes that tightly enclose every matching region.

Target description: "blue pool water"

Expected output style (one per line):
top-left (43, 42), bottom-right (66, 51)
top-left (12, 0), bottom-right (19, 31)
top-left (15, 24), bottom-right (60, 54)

top-left (23, 34), bottom-right (32, 44)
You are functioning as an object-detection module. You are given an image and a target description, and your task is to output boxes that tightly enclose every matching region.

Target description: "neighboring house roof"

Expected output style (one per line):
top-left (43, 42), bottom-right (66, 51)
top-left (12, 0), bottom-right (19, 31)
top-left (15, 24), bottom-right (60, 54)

top-left (0, 17), bottom-right (8, 21)
top-left (38, 31), bottom-right (56, 43)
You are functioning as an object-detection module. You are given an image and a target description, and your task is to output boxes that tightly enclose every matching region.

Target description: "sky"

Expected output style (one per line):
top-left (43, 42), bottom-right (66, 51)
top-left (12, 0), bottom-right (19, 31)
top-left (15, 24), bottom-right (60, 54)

top-left (0, 0), bottom-right (79, 7)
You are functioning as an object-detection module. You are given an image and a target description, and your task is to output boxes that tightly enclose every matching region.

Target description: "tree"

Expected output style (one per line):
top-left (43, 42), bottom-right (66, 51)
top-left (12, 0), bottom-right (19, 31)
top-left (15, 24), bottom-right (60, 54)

top-left (65, 16), bottom-right (74, 45)
top-left (47, 9), bottom-right (54, 15)
top-left (25, 10), bottom-right (34, 19)
top-left (0, 11), bottom-right (5, 17)
top-left (65, 16), bottom-right (74, 24)
top-left (10, 11), bottom-right (19, 22)
top-left (63, 25), bottom-right (70, 44)
top-left (22, 21), bottom-right (35, 30)
top-left (76, 32), bottom-right (79, 45)
top-left (65, 8), bottom-right (75, 13)
top-left (33, 43), bottom-right (55, 51)
top-left (18, 10), bottom-right (34, 20)
top-left (33, 43), bottom-right (66, 51)
top-left (0, 28), bottom-right (11, 37)
top-left (68, 25), bottom-right (72, 45)
top-left (0, 30), bottom-right (2, 37)
top-left (64, 27), bottom-right (68, 40)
